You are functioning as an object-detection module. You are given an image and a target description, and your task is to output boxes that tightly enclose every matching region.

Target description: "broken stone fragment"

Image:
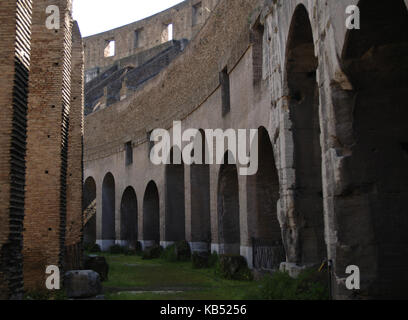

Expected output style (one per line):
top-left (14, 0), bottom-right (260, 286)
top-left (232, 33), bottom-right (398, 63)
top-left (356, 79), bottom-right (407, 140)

top-left (64, 270), bottom-right (102, 299)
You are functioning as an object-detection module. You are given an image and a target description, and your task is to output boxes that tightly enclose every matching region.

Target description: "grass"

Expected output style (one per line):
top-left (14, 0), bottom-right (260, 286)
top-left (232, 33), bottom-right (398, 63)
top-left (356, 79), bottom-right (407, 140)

top-left (94, 253), bottom-right (260, 300)
top-left (88, 252), bottom-right (328, 300)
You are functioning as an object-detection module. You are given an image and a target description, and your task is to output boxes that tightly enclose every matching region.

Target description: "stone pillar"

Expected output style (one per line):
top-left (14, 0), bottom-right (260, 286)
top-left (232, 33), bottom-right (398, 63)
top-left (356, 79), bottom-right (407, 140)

top-left (23, 0), bottom-right (73, 291)
top-left (0, 0), bottom-right (32, 300)
top-left (65, 21), bottom-right (84, 271)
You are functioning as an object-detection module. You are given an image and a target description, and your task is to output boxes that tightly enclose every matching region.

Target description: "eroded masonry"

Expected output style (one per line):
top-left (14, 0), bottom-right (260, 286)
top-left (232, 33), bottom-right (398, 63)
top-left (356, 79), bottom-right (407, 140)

top-left (83, 0), bottom-right (408, 299)
top-left (1, 0), bottom-right (407, 300)
top-left (0, 0), bottom-right (84, 298)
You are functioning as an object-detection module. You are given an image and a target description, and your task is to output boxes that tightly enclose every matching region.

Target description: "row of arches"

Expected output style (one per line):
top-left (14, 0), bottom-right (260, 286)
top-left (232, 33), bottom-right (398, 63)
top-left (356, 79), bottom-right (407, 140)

top-left (82, 126), bottom-right (285, 261)
top-left (283, 0), bottom-right (408, 297)
top-left (83, 176), bottom-right (161, 247)
top-left (83, 1), bottom-right (408, 297)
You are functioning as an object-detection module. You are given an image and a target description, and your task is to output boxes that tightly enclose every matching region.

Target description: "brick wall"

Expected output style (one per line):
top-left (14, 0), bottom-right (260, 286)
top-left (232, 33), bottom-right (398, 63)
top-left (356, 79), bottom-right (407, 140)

top-left (0, 0), bottom-right (32, 300)
top-left (65, 21), bottom-right (84, 271)
top-left (83, 0), bottom-right (219, 74)
top-left (23, 0), bottom-right (73, 291)
top-left (84, 0), bottom-right (255, 161)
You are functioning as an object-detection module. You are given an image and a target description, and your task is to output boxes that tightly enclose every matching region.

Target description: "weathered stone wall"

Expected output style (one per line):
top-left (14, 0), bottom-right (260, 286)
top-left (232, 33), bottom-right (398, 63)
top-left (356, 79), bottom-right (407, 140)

top-left (23, 0), bottom-right (73, 291)
top-left (0, 0), bottom-right (32, 300)
top-left (84, 0), bottom-right (408, 299)
top-left (83, 0), bottom-right (219, 75)
top-left (65, 21), bottom-right (84, 271)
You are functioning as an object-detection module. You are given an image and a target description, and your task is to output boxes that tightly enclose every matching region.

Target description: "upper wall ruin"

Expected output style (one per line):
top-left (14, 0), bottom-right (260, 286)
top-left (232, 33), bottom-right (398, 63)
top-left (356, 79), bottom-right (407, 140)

top-left (83, 0), bottom-right (219, 82)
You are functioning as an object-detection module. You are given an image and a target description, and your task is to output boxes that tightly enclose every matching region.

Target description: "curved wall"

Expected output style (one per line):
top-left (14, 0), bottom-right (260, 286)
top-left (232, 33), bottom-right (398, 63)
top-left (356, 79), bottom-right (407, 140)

top-left (84, 0), bottom-right (408, 299)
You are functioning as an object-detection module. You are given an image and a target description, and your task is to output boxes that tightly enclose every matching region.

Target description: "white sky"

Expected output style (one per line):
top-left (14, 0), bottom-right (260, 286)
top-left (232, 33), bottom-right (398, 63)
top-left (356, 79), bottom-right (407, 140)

top-left (72, 0), bottom-right (185, 37)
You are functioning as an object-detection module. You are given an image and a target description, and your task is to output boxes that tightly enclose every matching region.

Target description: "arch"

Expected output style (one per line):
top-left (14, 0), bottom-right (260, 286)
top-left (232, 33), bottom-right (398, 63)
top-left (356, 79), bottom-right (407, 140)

top-left (143, 181), bottom-right (160, 245)
top-left (217, 151), bottom-right (240, 255)
top-left (247, 127), bottom-right (285, 269)
top-left (120, 186), bottom-right (138, 247)
top-left (102, 173), bottom-right (115, 241)
top-left (338, 0), bottom-right (408, 298)
top-left (83, 176), bottom-right (97, 245)
top-left (165, 147), bottom-right (186, 242)
top-left (286, 4), bottom-right (325, 266)
top-left (190, 129), bottom-right (211, 250)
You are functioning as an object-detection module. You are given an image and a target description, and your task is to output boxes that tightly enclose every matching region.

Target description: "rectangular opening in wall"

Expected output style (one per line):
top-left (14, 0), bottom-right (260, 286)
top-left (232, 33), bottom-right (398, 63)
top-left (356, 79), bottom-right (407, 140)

top-left (125, 141), bottom-right (133, 166)
top-left (134, 28), bottom-right (143, 48)
top-left (192, 2), bottom-right (203, 26)
top-left (104, 40), bottom-right (115, 57)
top-left (219, 67), bottom-right (231, 116)
top-left (85, 67), bottom-right (100, 84)
top-left (251, 23), bottom-right (264, 85)
top-left (162, 23), bottom-right (173, 43)
top-left (167, 23), bottom-right (173, 41)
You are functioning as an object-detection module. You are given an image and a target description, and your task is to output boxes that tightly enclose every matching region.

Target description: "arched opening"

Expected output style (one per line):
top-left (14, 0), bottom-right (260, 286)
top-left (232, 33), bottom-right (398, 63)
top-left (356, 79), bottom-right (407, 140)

top-left (102, 173), bottom-right (115, 243)
top-left (120, 186), bottom-right (138, 247)
top-left (83, 177), bottom-right (96, 245)
top-left (247, 127), bottom-right (285, 270)
top-left (217, 152), bottom-right (240, 255)
top-left (339, 0), bottom-right (408, 298)
top-left (165, 147), bottom-right (185, 242)
top-left (286, 5), bottom-right (325, 266)
top-left (190, 129), bottom-right (211, 251)
top-left (143, 181), bottom-right (160, 246)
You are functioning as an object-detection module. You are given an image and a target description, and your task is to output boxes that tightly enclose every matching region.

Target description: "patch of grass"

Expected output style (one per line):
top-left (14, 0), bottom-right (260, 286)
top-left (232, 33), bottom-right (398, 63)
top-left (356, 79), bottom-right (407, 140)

top-left (160, 244), bottom-right (178, 262)
top-left (99, 253), bottom-right (259, 300)
top-left (245, 268), bottom-right (329, 300)
top-left (84, 242), bottom-right (101, 253)
top-left (98, 252), bottom-right (328, 300)
top-left (106, 285), bottom-right (259, 300)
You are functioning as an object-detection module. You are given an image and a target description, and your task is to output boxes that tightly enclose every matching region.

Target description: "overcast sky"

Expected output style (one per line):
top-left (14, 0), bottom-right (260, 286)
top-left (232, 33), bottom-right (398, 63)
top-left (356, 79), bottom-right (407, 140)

top-left (73, 0), bottom-right (185, 37)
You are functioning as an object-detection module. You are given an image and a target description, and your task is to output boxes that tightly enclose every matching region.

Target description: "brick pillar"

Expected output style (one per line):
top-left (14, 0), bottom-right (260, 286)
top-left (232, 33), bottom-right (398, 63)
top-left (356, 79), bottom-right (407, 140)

top-left (0, 0), bottom-right (32, 300)
top-left (23, 0), bottom-right (72, 291)
top-left (65, 21), bottom-right (84, 271)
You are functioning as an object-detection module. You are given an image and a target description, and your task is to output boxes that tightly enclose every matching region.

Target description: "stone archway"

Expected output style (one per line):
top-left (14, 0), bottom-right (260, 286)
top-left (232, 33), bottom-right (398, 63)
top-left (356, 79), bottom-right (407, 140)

top-left (120, 186), bottom-right (138, 247)
top-left (218, 152), bottom-right (240, 255)
top-left (247, 127), bottom-right (285, 270)
top-left (102, 173), bottom-right (115, 248)
top-left (336, 0), bottom-right (408, 298)
top-left (143, 181), bottom-right (160, 247)
top-left (286, 4), bottom-right (325, 266)
top-left (165, 147), bottom-right (185, 243)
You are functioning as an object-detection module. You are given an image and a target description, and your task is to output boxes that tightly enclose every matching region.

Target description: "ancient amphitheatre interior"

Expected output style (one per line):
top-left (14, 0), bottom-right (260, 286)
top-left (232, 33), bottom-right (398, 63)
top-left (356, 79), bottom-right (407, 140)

top-left (0, 0), bottom-right (407, 301)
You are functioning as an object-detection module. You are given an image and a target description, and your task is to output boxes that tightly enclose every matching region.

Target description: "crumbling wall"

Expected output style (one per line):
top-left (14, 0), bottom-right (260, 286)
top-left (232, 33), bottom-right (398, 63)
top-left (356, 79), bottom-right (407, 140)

top-left (83, 0), bottom-right (219, 75)
top-left (83, 0), bottom-right (408, 299)
top-left (65, 21), bottom-right (84, 271)
top-left (23, 0), bottom-right (73, 291)
top-left (0, 0), bottom-right (32, 300)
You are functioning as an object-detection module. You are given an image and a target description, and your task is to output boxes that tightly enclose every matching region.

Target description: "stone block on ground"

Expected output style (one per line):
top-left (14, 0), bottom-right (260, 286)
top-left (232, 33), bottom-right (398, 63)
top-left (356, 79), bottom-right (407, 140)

top-left (83, 255), bottom-right (109, 281)
top-left (279, 262), bottom-right (306, 278)
top-left (218, 255), bottom-right (253, 281)
top-left (175, 241), bottom-right (191, 261)
top-left (142, 245), bottom-right (163, 260)
top-left (64, 270), bottom-right (102, 299)
top-left (192, 251), bottom-right (210, 269)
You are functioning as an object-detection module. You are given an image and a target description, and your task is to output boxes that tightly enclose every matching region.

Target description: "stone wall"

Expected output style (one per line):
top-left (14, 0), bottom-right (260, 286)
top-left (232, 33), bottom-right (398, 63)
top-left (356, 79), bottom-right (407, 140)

top-left (83, 0), bottom-right (219, 77)
top-left (65, 21), bottom-right (84, 271)
top-left (23, 0), bottom-right (73, 291)
top-left (0, 0), bottom-right (32, 300)
top-left (83, 0), bottom-right (408, 299)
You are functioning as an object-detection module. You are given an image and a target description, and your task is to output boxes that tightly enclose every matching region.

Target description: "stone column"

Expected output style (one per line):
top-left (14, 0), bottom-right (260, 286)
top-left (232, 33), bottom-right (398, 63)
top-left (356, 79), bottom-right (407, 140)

top-left (23, 0), bottom-right (73, 291)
